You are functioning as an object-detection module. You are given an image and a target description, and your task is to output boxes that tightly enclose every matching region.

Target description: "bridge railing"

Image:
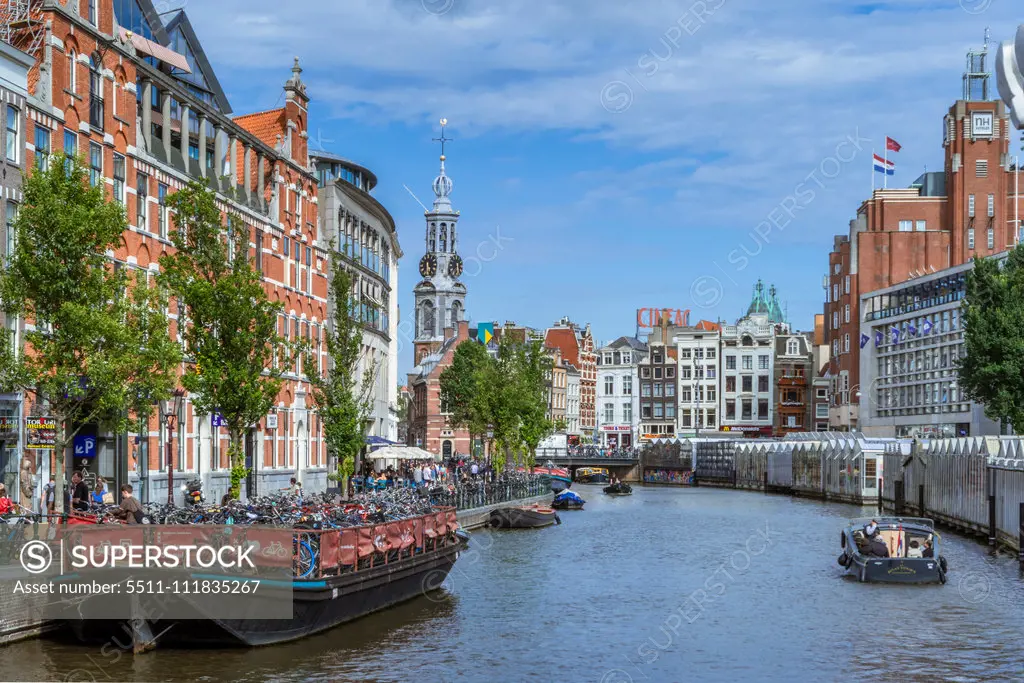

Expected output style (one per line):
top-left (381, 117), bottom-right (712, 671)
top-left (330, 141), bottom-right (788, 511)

top-left (537, 447), bottom-right (640, 460)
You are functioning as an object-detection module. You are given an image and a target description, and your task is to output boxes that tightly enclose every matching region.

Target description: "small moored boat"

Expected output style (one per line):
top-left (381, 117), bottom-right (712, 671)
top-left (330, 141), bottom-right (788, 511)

top-left (603, 482), bottom-right (632, 496)
top-left (489, 505), bottom-right (560, 528)
top-left (837, 516), bottom-right (948, 584)
top-left (551, 489), bottom-right (585, 510)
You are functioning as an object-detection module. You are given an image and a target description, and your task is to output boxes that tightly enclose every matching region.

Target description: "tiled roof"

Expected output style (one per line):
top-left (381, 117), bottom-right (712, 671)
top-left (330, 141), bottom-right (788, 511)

top-left (233, 108), bottom-right (285, 148)
top-left (695, 320), bottom-right (720, 332)
top-left (544, 328), bottom-right (580, 367)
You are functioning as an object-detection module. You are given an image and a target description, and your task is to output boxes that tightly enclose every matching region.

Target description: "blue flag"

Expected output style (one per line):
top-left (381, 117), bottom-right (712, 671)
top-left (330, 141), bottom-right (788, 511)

top-left (860, 333), bottom-right (869, 349)
top-left (922, 318), bottom-right (933, 335)
top-left (874, 330), bottom-right (883, 347)
top-left (890, 326), bottom-right (900, 345)
top-left (908, 322), bottom-right (917, 336)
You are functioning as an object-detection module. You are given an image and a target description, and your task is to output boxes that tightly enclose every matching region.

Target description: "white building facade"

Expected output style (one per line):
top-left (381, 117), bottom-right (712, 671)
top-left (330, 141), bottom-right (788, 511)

top-left (596, 337), bottom-right (646, 448)
top-left (719, 281), bottom-right (788, 438)
top-left (312, 150), bottom-right (402, 443)
top-left (565, 366), bottom-right (581, 438)
top-left (673, 324), bottom-right (721, 437)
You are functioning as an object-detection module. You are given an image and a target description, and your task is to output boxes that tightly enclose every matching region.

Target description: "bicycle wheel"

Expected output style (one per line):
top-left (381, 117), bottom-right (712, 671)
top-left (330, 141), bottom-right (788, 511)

top-left (294, 539), bottom-right (317, 579)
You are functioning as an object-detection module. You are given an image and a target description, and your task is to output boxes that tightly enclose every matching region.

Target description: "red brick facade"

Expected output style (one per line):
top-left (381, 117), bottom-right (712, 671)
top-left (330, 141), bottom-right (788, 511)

top-left (406, 321), bottom-right (472, 458)
top-left (824, 99), bottom-right (1020, 428)
top-left (10, 0), bottom-right (330, 498)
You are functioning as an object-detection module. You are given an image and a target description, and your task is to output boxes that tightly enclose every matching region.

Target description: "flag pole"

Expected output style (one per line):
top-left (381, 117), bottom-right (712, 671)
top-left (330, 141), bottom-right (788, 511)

top-left (871, 148), bottom-right (875, 196)
top-left (883, 136), bottom-right (888, 190)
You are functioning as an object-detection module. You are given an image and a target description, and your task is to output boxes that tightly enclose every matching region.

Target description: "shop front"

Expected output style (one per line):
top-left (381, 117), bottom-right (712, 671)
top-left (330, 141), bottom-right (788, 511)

top-left (0, 397), bottom-right (20, 505)
top-left (721, 425), bottom-right (774, 438)
top-left (601, 426), bottom-right (632, 448)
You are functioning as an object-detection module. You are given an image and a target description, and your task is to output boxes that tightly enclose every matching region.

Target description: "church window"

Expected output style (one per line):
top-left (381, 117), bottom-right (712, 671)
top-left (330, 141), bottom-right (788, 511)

top-left (439, 224), bottom-right (447, 252)
top-left (419, 301), bottom-right (436, 338)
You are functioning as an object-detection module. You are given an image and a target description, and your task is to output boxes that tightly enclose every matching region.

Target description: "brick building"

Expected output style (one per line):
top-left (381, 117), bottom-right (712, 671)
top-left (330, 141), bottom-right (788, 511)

top-left (406, 321), bottom-right (472, 459)
top-left (774, 332), bottom-right (814, 436)
top-left (544, 318), bottom-right (596, 440)
top-left (3, 0), bottom-right (332, 503)
top-left (824, 40), bottom-right (1023, 430)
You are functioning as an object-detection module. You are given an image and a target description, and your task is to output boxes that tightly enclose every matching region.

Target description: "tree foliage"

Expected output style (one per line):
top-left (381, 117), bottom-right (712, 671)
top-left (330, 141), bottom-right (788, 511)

top-left (958, 248), bottom-right (1024, 431)
top-left (314, 250), bottom-right (376, 495)
top-left (158, 181), bottom-right (298, 498)
top-left (439, 332), bottom-right (553, 472)
top-left (0, 156), bottom-right (181, 510)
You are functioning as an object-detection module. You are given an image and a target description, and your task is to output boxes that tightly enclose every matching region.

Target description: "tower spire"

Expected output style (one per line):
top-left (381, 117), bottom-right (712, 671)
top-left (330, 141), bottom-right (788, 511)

top-left (430, 118), bottom-right (454, 211)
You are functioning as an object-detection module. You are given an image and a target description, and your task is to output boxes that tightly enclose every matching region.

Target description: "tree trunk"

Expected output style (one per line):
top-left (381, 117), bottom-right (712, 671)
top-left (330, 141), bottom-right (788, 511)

top-left (55, 417), bottom-right (68, 516)
top-left (228, 429), bottom-right (244, 499)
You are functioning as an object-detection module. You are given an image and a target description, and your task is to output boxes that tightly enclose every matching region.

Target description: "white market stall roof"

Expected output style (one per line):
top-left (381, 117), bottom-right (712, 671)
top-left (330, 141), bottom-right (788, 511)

top-left (366, 446), bottom-right (439, 461)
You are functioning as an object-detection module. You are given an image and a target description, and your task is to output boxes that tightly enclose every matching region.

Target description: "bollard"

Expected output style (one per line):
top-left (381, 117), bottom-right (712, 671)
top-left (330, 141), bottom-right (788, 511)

top-left (918, 484), bottom-right (925, 518)
top-left (988, 494), bottom-right (997, 546)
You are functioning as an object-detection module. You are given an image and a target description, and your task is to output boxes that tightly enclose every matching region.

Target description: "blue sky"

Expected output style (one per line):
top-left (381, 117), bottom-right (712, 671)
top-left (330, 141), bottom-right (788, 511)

top-left (174, 0), bottom-right (1019, 377)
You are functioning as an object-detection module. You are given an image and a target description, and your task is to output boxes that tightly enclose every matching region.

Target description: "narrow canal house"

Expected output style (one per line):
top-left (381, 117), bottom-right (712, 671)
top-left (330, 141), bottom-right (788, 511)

top-left (1, 0), bottom-right (334, 504)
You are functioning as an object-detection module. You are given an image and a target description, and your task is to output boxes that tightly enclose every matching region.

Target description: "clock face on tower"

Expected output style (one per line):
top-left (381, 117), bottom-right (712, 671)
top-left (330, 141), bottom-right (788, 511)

top-left (448, 254), bottom-right (463, 278)
top-left (419, 254), bottom-right (437, 278)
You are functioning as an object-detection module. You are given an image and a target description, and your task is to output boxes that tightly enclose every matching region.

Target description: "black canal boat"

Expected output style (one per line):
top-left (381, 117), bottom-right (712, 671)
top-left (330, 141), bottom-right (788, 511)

top-left (837, 516), bottom-right (948, 584)
top-left (57, 508), bottom-right (468, 648)
top-left (603, 482), bottom-right (632, 496)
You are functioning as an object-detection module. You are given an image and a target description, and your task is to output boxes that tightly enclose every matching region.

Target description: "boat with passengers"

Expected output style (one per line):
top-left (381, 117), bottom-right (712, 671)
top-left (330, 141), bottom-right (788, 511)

top-left (575, 467), bottom-right (609, 484)
top-left (837, 516), bottom-right (948, 584)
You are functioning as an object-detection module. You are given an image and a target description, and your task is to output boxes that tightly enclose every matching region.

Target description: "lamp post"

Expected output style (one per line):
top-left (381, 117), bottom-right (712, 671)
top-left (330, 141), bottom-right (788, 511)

top-left (161, 388), bottom-right (185, 506)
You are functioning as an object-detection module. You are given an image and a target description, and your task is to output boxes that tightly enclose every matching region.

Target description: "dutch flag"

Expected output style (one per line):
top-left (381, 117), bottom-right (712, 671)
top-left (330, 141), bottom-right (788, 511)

top-left (873, 153), bottom-right (895, 176)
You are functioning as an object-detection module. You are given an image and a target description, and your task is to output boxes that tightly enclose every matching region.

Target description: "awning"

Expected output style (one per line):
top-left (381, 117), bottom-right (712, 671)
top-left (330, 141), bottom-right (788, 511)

top-left (366, 435), bottom-right (397, 447)
top-left (118, 28), bottom-right (192, 74)
top-left (366, 446), bottom-right (438, 461)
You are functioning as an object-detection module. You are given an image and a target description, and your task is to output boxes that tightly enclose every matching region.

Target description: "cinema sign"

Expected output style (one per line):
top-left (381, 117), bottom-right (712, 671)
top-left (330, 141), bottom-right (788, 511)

top-left (636, 308), bottom-right (691, 328)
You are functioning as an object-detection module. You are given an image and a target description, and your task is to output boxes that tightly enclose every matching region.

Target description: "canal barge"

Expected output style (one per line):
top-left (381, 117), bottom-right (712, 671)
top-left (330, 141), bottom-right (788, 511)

top-left (489, 505), bottom-right (560, 528)
top-left (575, 467), bottom-right (609, 484)
top-left (837, 516), bottom-right (948, 584)
top-left (58, 508), bottom-right (467, 648)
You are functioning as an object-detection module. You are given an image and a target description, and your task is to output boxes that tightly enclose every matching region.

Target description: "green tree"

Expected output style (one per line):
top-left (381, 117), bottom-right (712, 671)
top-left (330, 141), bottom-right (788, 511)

top-left (158, 181), bottom-right (298, 499)
top-left (516, 339), bottom-right (554, 468)
top-left (553, 417), bottom-right (568, 433)
top-left (958, 248), bottom-right (1024, 431)
top-left (314, 251), bottom-right (376, 497)
top-left (439, 339), bottom-right (491, 455)
top-left (0, 156), bottom-right (181, 511)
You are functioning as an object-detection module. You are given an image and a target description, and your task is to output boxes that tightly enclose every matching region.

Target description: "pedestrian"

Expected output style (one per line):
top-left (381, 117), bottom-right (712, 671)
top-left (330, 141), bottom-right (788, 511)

top-left (413, 463), bottom-right (423, 488)
top-left (289, 477), bottom-right (302, 496)
top-left (90, 479), bottom-right (106, 507)
top-left (114, 484), bottom-right (144, 524)
top-left (0, 483), bottom-right (15, 514)
top-left (71, 471), bottom-right (89, 512)
top-left (470, 461), bottom-right (479, 479)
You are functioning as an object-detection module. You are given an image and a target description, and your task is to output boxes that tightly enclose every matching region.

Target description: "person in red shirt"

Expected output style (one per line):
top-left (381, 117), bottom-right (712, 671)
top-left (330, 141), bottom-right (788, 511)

top-left (0, 483), bottom-right (18, 515)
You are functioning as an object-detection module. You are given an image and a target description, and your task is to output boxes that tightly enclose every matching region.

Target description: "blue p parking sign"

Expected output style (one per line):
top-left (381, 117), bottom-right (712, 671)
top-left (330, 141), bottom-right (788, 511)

top-left (74, 434), bottom-right (96, 458)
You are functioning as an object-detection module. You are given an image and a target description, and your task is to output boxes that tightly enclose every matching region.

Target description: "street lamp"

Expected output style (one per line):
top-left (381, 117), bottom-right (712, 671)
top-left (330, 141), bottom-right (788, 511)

top-left (161, 388), bottom-right (185, 505)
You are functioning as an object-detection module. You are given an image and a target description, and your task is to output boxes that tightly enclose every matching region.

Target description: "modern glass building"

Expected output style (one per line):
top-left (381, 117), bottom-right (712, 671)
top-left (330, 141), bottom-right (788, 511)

top-left (859, 255), bottom-right (1008, 438)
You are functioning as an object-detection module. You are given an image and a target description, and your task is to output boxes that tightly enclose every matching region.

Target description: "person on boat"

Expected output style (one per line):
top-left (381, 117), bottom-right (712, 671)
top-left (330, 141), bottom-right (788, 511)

top-left (864, 520), bottom-right (879, 538)
top-left (906, 540), bottom-right (924, 558)
top-left (867, 533), bottom-right (889, 557)
top-left (922, 537), bottom-right (935, 558)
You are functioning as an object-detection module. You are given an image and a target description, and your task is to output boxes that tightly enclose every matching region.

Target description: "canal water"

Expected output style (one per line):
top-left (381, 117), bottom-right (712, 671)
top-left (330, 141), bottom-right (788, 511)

top-left (2, 486), bottom-right (1023, 682)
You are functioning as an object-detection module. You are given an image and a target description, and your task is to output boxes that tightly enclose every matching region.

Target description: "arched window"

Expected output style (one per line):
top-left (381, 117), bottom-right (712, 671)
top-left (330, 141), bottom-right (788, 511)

top-left (419, 300), bottom-right (435, 338)
top-left (439, 224), bottom-right (447, 252)
top-left (428, 223), bottom-right (436, 252)
top-left (450, 300), bottom-right (463, 328)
